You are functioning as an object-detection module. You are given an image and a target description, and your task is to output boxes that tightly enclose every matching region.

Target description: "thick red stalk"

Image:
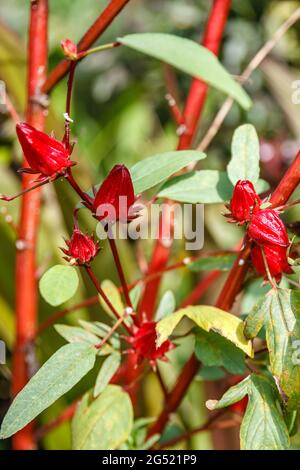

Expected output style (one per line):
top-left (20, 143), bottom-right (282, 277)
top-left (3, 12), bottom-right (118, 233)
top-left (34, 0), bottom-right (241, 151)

top-left (178, 0), bottom-right (232, 150)
top-left (42, 0), bottom-right (131, 95)
top-left (12, 0), bottom-right (48, 450)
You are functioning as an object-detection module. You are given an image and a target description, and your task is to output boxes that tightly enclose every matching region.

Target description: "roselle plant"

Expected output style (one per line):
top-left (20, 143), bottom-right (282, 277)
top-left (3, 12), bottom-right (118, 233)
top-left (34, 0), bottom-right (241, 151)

top-left (1, 0), bottom-right (300, 452)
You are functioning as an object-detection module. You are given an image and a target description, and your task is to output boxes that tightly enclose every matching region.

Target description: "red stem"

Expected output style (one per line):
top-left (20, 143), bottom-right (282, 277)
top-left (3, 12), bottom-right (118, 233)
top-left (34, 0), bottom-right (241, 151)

top-left (36, 401), bottom-right (78, 441)
top-left (178, 0), bottom-right (232, 150)
top-left (41, 0), bottom-right (131, 95)
top-left (12, 0), bottom-right (48, 450)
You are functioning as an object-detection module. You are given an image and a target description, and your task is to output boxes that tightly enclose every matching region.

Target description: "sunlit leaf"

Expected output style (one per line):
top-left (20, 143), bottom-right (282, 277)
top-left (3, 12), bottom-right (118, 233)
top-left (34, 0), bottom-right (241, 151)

top-left (119, 34), bottom-right (251, 109)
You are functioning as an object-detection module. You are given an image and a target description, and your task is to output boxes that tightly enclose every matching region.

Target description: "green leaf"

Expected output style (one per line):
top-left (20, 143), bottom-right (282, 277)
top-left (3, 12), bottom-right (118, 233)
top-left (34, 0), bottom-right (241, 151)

top-left (155, 290), bottom-right (176, 321)
top-left (195, 328), bottom-right (245, 374)
top-left (119, 34), bottom-right (251, 109)
top-left (207, 374), bottom-right (290, 450)
top-left (188, 254), bottom-right (236, 272)
top-left (156, 305), bottom-right (253, 357)
top-left (158, 170), bottom-right (234, 203)
top-left (72, 385), bottom-right (133, 450)
top-left (198, 366), bottom-right (225, 381)
top-left (94, 353), bottom-right (121, 397)
top-left (130, 150), bottom-right (206, 193)
top-left (39, 265), bottom-right (79, 307)
top-left (129, 284), bottom-right (142, 310)
top-left (54, 324), bottom-right (100, 345)
top-left (245, 288), bottom-right (300, 410)
top-left (0, 343), bottom-right (96, 439)
top-left (227, 124), bottom-right (260, 185)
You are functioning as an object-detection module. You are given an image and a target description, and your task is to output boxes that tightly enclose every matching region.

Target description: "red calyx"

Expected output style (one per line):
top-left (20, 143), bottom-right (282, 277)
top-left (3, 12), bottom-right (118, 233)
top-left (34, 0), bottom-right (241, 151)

top-left (251, 243), bottom-right (292, 282)
top-left (92, 164), bottom-right (138, 224)
top-left (127, 320), bottom-right (174, 369)
top-left (62, 228), bottom-right (100, 265)
top-left (61, 39), bottom-right (78, 60)
top-left (228, 180), bottom-right (261, 224)
top-left (16, 122), bottom-right (75, 181)
top-left (248, 208), bottom-right (289, 247)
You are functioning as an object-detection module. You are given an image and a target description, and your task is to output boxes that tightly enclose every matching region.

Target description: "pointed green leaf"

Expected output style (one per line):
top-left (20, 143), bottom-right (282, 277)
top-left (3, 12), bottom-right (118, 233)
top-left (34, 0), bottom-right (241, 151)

top-left (206, 375), bottom-right (250, 411)
top-left (227, 124), bottom-right (260, 185)
top-left (0, 343), bottom-right (96, 439)
top-left (72, 386), bottom-right (133, 450)
top-left (39, 265), bottom-right (79, 307)
top-left (207, 374), bottom-right (290, 449)
top-left (94, 353), bottom-right (121, 397)
top-left (156, 305), bottom-right (253, 356)
top-left (119, 34), bottom-right (251, 109)
top-left (245, 288), bottom-right (300, 410)
top-left (195, 328), bottom-right (245, 374)
top-left (130, 150), bottom-right (206, 193)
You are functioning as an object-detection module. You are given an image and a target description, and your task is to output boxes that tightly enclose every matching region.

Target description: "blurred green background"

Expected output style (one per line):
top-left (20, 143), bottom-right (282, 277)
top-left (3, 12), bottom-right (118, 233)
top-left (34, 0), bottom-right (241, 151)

top-left (0, 0), bottom-right (300, 449)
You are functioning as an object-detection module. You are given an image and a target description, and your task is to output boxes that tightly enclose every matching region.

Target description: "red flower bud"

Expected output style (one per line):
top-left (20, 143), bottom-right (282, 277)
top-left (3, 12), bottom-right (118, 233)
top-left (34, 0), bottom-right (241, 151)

top-left (92, 165), bottom-right (138, 224)
top-left (248, 209), bottom-right (289, 247)
top-left (228, 180), bottom-right (261, 224)
top-left (62, 228), bottom-right (100, 265)
top-left (61, 39), bottom-right (78, 60)
top-left (251, 243), bottom-right (292, 282)
top-left (16, 123), bottom-right (75, 180)
top-left (127, 321), bottom-right (174, 369)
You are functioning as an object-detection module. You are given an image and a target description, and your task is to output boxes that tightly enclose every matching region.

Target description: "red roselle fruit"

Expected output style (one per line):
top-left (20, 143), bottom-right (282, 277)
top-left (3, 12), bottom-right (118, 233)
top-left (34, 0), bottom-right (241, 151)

top-left (91, 164), bottom-right (140, 224)
top-left (126, 321), bottom-right (174, 369)
top-left (228, 180), bottom-right (261, 224)
top-left (248, 208), bottom-right (289, 247)
top-left (251, 243), bottom-right (292, 282)
top-left (61, 39), bottom-right (78, 60)
top-left (61, 227), bottom-right (100, 265)
top-left (16, 122), bottom-right (75, 181)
